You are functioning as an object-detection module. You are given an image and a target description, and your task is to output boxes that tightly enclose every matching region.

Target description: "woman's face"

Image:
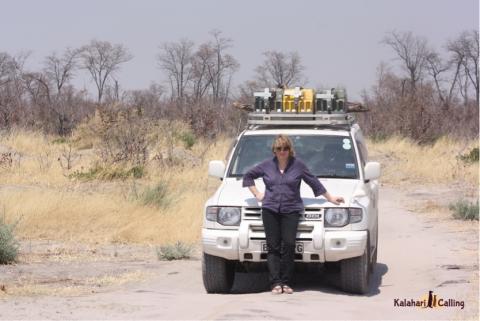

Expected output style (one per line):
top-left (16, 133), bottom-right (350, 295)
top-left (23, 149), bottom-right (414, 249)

top-left (274, 145), bottom-right (290, 161)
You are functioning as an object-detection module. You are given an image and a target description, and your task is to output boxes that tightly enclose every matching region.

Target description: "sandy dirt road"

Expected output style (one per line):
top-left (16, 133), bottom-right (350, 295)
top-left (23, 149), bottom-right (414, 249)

top-left (0, 184), bottom-right (478, 320)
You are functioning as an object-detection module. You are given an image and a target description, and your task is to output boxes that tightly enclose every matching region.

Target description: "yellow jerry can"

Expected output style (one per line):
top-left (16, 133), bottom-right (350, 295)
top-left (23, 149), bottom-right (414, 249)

top-left (298, 88), bottom-right (315, 113)
top-left (282, 88), bottom-right (297, 112)
top-left (282, 87), bottom-right (315, 113)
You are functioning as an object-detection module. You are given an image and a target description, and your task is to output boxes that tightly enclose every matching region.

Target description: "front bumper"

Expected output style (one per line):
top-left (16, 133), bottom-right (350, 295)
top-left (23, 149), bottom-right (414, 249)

top-left (324, 230), bottom-right (368, 261)
top-left (202, 228), bottom-right (240, 260)
top-left (202, 224), bottom-right (367, 262)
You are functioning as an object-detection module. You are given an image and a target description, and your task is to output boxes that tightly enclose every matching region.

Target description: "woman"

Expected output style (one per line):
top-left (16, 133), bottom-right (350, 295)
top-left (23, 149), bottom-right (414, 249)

top-left (242, 134), bottom-right (344, 294)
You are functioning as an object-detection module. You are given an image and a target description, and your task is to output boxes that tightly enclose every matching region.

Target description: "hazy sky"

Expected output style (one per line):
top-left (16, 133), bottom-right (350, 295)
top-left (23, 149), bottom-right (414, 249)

top-left (1, 0), bottom-right (478, 99)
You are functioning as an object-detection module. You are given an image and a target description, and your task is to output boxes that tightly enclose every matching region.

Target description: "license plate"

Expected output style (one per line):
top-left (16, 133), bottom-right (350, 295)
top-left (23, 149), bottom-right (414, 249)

top-left (304, 213), bottom-right (321, 220)
top-left (261, 242), bottom-right (304, 253)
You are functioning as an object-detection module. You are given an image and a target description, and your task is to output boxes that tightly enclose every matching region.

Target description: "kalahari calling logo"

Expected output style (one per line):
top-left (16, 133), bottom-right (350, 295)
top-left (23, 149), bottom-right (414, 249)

top-left (394, 290), bottom-right (465, 310)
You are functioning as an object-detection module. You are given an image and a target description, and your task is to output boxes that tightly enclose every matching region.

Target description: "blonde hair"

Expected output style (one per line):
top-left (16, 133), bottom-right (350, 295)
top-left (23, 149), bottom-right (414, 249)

top-left (272, 134), bottom-right (295, 157)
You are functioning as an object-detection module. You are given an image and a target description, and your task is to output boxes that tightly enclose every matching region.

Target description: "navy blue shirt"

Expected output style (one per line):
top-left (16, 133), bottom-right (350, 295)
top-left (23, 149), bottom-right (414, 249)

top-left (242, 156), bottom-right (327, 214)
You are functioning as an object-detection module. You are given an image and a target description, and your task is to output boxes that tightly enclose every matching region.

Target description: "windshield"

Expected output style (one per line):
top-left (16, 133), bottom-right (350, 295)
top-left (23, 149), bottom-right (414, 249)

top-left (228, 135), bottom-right (358, 179)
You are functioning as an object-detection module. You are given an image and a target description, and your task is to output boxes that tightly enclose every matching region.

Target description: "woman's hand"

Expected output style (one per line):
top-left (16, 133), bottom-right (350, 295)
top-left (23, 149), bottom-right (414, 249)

top-left (328, 195), bottom-right (345, 205)
top-left (323, 192), bottom-right (345, 205)
top-left (255, 192), bottom-right (265, 202)
top-left (248, 186), bottom-right (264, 202)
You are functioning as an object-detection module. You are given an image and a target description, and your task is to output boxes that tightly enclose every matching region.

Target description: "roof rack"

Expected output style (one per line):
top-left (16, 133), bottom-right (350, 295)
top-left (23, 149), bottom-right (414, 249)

top-left (247, 112), bottom-right (355, 127)
top-left (240, 86), bottom-right (366, 129)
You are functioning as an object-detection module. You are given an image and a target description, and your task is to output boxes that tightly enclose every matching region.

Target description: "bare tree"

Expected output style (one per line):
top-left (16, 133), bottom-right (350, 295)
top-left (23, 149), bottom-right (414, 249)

top-left (0, 53), bottom-right (17, 128)
top-left (22, 69), bottom-right (74, 134)
top-left (206, 30), bottom-right (239, 103)
top-left (80, 40), bottom-right (133, 104)
top-left (44, 48), bottom-right (79, 95)
top-left (16, 48), bottom-right (81, 135)
top-left (467, 30), bottom-right (479, 105)
top-left (447, 30), bottom-right (479, 105)
top-left (0, 52), bottom-right (28, 129)
top-left (383, 31), bottom-right (429, 92)
top-left (0, 53), bottom-right (13, 86)
top-left (157, 39), bottom-right (194, 101)
top-left (191, 43), bottom-right (214, 102)
top-left (425, 49), bottom-right (461, 109)
top-left (124, 82), bottom-right (164, 117)
top-left (22, 71), bottom-right (51, 105)
top-left (361, 30), bottom-right (479, 141)
top-left (254, 50), bottom-right (305, 87)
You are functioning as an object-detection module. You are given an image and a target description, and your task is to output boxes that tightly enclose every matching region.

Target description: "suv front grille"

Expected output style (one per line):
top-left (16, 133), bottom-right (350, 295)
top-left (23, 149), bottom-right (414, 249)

top-left (242, 207), bottom-right (323, 221)
top-left (243, 207), bottom-right (262, 219)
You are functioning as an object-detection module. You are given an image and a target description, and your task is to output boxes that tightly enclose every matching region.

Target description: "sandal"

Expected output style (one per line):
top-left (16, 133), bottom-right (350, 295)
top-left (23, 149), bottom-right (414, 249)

top-left (271, 285), bottom-right (283, 294)
top-left (282, 285), bottom-right (294, 294)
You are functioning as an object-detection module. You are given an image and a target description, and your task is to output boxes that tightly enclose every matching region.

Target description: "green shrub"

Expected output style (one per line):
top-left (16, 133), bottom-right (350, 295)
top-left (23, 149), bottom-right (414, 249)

top-left (69, 165), bottom-right (145, 181)
top-left (458, 147), bottom-right (479, 163)
top-left (156, 241), bottom-right (193, 261)
top-left (140, 181), bottom-right (171, 208)
top-left (370, 133), bottom-right (389, 143)
top-left (449, 199), bottom-right (479, 221)
top-left (98, 166), bottom-right (145, 180)
top-left (179, 132), bottom-right (196, 149)
top-left (128, 166), bottom-right (144, 179)
top-left (52, 137), bottom-right (68, 144)
top-left (69, 166), bottom-right (102, 181)
top-left (0, 221), bottom-right (19, 264)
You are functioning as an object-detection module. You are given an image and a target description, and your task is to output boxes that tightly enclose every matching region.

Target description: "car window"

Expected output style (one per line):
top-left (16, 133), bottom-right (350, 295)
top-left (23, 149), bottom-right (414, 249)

top-left (228, 135), bottom-right (359, 179)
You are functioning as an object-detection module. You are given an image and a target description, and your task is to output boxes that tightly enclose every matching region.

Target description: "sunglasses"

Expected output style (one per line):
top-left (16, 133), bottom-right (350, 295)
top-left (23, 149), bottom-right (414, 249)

top-left (275, 146), bottom-right (290, 152)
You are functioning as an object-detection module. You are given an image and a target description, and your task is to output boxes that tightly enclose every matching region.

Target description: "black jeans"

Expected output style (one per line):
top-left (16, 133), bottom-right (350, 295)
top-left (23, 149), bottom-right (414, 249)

top-left (261, 208), bottom-right (300, 288)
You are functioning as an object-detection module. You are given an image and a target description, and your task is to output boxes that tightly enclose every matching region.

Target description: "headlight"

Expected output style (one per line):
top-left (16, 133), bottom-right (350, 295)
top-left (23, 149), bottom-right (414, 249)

top-left (324, 208), bottom-right (363, 227)
top-left (324, 208), bottom-right (349, 227)
top-left (206, 206), bottom-right (241, 226)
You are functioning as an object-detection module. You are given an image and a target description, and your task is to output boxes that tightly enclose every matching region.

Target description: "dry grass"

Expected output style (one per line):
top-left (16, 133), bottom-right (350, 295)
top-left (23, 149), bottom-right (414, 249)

top-left (367, 136), bottom-right (478, 187)
top-left (0, 173), bottom-right (208, 244)
top-left (0, 129), bottom-right (91, 186)
top-left (0, 129), bottom-right (477, 245)
top-left (0, 129), bottom-right (231, 245)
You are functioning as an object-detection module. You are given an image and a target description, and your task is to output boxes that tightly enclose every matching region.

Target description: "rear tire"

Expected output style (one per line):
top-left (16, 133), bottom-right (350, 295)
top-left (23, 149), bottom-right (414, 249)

top-left (340, 245), bottom-right (370, 294)
top-left (202, 253), bottom-right (235, 293)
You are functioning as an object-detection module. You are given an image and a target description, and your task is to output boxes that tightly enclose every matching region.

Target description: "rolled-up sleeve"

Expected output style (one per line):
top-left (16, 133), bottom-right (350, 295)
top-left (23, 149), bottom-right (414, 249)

top-left (242, 163), bottom-right (265, 187)
top-left (301, 163), bottom-right (327, 197)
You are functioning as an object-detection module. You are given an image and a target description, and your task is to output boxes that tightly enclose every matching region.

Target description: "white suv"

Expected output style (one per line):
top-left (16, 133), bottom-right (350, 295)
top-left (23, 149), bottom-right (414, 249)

top-left (202, 114), bottom-right (380, 294)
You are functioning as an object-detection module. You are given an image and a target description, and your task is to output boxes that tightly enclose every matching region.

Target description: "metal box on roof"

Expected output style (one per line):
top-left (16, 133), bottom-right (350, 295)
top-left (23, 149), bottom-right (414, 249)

top-left (316, 88), bottom-right (347, 113)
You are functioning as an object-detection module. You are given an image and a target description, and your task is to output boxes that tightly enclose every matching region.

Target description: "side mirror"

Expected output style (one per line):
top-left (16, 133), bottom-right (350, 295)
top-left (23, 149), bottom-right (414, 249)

top-left (364, 162), bottom-right (380, 181)
top-left (208, 160), bottom-right (226, 179)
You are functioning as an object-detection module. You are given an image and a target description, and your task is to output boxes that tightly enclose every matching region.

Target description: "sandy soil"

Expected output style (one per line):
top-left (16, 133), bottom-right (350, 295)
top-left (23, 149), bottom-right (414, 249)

top-left (0, 183), bottom-right (478, 320)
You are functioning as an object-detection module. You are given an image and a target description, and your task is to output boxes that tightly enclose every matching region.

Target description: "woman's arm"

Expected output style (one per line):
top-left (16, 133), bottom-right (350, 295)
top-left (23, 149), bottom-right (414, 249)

top-left (243, 161), bottom-right (266, 201)
top-left (301, 162), bottom-right (327, 196)
top-left (302, 161), bottom-right (344, 205)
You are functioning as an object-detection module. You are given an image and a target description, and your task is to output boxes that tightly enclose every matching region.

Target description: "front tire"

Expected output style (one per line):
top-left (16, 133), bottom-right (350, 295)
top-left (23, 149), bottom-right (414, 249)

top-left (370, 224), bottom-right (378, 273)
top-left (202, 253), bottom-right (235, 293)
top-left (340, 246), bottom-right (370, 294)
